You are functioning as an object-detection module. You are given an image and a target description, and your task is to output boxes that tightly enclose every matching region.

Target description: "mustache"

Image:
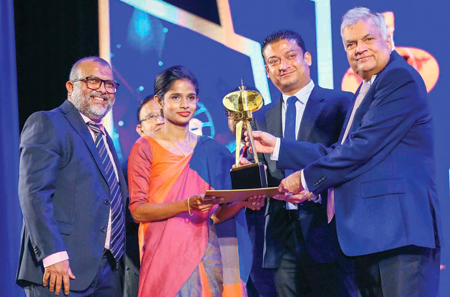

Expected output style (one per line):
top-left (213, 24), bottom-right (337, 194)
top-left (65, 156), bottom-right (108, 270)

top-left (89, 91), bottom-right (110, 101)
top-left (279, 70), bottom-right (294, 75)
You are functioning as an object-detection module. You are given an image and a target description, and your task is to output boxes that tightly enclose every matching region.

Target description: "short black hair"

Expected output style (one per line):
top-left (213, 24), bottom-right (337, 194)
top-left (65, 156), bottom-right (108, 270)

top-left (136, 94), bottom-right (155, 123)
top-left (154, 65), bottom-right (199, 100)
top-left (261, 30), bottom-right (307, 59)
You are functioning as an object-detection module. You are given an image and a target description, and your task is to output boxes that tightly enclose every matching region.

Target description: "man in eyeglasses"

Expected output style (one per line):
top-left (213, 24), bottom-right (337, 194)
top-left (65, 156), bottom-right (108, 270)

top-left (136, 94), bottom-right (165, 136)
top-left (17, 56), bottom-right (127, 297)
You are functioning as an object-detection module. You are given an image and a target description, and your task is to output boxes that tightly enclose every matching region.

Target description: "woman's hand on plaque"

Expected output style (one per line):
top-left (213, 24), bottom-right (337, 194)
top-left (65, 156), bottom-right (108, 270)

top-left (189, 195), bottom-right (223, 212)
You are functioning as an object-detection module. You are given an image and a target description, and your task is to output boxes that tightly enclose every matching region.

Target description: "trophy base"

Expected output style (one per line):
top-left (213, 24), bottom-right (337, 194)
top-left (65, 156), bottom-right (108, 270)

top-left (230, 162), bottom-right (268, 190)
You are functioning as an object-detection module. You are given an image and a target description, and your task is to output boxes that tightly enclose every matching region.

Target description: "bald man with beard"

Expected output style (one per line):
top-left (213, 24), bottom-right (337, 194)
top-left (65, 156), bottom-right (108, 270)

top-left (17, 57), bottom-right (127, 297)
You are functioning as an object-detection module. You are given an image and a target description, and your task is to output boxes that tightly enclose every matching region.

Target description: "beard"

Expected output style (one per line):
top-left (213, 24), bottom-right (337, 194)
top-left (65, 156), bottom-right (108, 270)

top-left (70, 86), bottom-right (113, 121)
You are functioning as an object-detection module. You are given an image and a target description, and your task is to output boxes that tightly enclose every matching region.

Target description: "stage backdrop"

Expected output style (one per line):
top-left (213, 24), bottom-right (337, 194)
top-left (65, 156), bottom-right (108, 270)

top-left (106, 0), bottom-right (450, 294)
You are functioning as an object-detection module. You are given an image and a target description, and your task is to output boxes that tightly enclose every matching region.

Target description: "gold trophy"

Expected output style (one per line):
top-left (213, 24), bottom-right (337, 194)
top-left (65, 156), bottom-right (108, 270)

top-left (223, 80), bottom-right (268, 190)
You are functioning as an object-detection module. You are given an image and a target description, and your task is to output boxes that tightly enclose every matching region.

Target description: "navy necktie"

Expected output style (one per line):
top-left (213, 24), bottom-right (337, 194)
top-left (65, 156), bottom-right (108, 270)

top-left (284, 96), bottom-right (298, 209)
top-left (87, 122), bottom-right (125, 261)
top-left (284, 96), bottom-right (298, 141)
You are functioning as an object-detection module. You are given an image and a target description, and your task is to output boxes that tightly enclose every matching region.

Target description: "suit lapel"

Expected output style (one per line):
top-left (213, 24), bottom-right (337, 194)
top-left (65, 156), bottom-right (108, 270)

top-left (298, 86), bottom-right (326, 141)
top-left (60, 100), bottom-right (109, 185)
top-left (339, 86), bottom-right (360, 143)
top-left (351, 85), bottom-right (376, 131)
top-left (265, 98), bottom-right (283, 137)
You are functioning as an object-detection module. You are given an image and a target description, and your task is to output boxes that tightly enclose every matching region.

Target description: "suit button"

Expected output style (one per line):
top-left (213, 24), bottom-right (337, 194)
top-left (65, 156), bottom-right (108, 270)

top-left (34, 247), bottom-right (40, 256)
top-left (104, 199), bottom-right (110, 205)
top-left (101, 226), bottom-right (107, 233)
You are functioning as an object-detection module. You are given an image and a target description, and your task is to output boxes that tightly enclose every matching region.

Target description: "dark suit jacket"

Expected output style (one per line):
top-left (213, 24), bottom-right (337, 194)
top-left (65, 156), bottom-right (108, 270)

top-left (17, 100), bottom-right (128, 290)
top-left (252, 85), bottom-right (352, 268)
top-left (278, 51), bottom-right (441, 257)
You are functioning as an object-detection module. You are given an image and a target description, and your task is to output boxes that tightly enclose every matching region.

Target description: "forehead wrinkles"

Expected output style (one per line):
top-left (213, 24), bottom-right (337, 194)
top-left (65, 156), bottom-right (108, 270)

top-left (97, 67), bottom-right (114, 79)
top-left (343, 25), bottom-right (360, 40)
top-left (345, 21), bottom-right (380, 40)
top-left (78, 62), bottom-right (113, 80)
top-left (266, 44), bottom-right (300, 63)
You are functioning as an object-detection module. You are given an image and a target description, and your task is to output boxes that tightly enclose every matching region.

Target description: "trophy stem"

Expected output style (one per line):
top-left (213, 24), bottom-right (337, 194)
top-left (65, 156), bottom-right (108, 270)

top-left (246, 120), bottom-right (259, 163)
top-left (235, 120), bottom-right (244, 167)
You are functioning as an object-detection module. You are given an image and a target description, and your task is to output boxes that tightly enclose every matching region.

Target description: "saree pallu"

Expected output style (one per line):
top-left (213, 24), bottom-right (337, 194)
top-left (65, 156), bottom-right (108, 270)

top-left (128, 136), bottom-right (251, 297)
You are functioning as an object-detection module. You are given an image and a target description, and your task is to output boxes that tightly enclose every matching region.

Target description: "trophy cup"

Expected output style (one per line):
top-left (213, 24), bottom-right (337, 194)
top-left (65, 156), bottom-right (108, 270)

top-left (223, 80), bottom-right (268, 190)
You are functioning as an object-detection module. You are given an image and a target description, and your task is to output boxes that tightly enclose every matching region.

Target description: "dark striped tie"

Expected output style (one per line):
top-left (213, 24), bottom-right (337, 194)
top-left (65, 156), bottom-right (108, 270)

top-left (87, 122), bottom-right (125, 261)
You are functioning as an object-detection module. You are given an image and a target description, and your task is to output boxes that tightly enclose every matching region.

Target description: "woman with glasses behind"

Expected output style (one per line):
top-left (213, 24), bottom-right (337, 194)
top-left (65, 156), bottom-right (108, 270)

top-left (128, 65), bottom-right (257, 296)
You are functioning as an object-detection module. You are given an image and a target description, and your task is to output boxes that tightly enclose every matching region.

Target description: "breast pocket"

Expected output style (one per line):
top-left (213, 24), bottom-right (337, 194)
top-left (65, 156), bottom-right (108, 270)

top-left (360, 178), bottom-right (406, 198)
top-left (57, 221), bottom-right (73, 235)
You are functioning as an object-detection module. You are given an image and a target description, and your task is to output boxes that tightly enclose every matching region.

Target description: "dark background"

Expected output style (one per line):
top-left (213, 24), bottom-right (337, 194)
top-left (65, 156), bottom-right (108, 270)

top-left (14, 0), bottom-right (99, 130)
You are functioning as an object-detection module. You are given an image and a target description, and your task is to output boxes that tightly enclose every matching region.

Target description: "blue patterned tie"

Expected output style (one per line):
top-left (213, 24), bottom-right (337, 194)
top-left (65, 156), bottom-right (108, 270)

top-left (87, 122), bottom-right (125, 261)
top-left (284, 96), bottom-right (298, 210)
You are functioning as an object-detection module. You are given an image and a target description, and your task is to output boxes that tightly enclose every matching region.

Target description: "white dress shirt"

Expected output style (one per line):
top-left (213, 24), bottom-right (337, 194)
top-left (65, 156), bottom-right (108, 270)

top-left (270, 80), bottom-right (319, 207)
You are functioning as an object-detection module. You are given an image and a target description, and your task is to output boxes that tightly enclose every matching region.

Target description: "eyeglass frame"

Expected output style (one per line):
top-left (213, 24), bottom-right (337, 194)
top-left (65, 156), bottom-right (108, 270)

top-left (139, 112), bottom-right (164, 124)
top-left (72, 76), bottom-right (120, 94)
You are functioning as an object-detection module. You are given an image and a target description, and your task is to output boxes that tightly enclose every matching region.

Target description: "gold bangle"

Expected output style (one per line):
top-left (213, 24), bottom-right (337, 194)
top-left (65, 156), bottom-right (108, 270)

top-left (307, 192), bottom-right (313, 202)
top-left (187, 197), bottom-right (193, 216)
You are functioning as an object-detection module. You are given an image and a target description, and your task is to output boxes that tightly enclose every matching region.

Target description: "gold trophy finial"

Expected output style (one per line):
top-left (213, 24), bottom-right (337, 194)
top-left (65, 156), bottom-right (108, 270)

top-left (223, 80), bottom-right (263, 167)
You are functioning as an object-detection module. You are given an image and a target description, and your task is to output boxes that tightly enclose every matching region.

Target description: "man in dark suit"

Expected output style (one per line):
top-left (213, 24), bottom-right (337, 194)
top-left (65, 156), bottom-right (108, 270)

top-left (251, 8), bottom-right (441, 297)
top-left (17, 57), bottom-right (127, 296)
top-left (249, 30), bottom-right (355, 297)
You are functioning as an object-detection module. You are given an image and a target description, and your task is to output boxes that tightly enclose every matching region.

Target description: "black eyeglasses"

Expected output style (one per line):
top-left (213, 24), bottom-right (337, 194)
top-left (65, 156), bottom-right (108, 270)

top-left (72, 76), bottom-right (120, 94)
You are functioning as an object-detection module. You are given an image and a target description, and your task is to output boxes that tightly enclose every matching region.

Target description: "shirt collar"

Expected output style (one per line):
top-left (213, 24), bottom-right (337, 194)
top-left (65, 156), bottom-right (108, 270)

top-left (79, 111), bottom-right (104, 131)
top-left (282, 80), bottom-right (315, 105)
top-left (79, 111), bottom-right (95, 124)
top-left (365, 75), bottom-right (377, 86)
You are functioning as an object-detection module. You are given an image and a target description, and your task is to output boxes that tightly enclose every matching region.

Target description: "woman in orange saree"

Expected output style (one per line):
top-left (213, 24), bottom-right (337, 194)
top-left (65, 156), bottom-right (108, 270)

top-left (128, 65), bottom-right (255, 297)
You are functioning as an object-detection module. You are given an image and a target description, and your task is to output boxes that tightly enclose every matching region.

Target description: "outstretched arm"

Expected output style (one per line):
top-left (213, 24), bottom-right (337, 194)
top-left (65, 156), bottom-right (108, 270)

top-left (301, 68), bottom-right (428, 194)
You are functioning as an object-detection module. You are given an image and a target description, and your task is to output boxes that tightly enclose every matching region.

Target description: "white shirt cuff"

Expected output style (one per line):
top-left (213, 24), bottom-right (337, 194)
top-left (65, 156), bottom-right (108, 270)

top-left (314, 194), bottom-right (322, 204)
top-left (270, 138), bottom-right (281, 161)
top-left (301, 169), bottom-right (309, 192)
top-left (300, 170), bottom-right (320, 203)
top-left (42, 251), bottom-right (69, 268)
